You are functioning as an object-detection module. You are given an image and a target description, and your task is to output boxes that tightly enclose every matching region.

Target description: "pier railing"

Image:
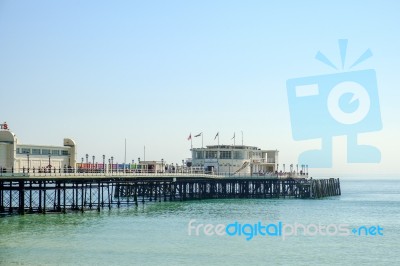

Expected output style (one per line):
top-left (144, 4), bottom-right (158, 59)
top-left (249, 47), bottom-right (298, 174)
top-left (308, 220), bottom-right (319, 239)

top-left (0, 167), bottom-right (308, 180)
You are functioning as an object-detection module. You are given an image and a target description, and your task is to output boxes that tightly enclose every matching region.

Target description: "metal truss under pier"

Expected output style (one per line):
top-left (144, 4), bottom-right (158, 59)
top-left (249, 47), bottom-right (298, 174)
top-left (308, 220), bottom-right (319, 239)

top-left (0, 175), bottom-right (341, 215)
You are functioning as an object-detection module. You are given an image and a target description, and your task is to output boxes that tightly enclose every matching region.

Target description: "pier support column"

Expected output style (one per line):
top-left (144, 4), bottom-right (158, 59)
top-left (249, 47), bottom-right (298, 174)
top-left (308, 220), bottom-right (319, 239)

top-left (28, 181), bottom-right (33, 213)
top-left (0, 181), bottom-right (4, 213)
top-left (56, 181), bottom-right (61, 212)
top-left (18, 180), bottom-right (25, 215)
top-left (63, 182), bottom-right (66, 213)
top-left (134, 184), bottom-right (138, 206)
top-left (81, 183), bottom-right (84, 213)
top-left (97, 181), bottom-right (101, 212)
top-left (43, 181), bottom-right (46, 214)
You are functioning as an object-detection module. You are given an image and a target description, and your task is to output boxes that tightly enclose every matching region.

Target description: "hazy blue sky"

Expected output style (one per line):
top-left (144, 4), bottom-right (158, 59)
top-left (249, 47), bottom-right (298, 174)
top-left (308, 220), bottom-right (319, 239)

top-left (1, 1), bottom-right (399, 177)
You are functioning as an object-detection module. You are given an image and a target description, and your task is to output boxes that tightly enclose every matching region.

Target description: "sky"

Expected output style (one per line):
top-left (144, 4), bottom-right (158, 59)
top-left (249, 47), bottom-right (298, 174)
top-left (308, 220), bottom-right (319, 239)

top-left (1, 0), bottom-right (399, 177)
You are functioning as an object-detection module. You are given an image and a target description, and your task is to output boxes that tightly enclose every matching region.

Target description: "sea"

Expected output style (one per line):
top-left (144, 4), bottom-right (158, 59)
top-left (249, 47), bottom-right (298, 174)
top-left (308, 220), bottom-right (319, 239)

top-left (1, 179), bottom-right (399, 265)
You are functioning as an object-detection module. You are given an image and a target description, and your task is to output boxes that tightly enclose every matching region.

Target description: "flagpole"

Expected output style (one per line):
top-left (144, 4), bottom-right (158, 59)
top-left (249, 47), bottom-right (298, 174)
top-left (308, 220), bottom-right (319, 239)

top-left (231, 133), bottom-right (234, 176)
top-left (217, 133), bottom-right (219, 174)
top-left (201, 132), bottom-right (204, 172)
top-left (194, 132), bottom-right (203, 148)
top-left (231, 132), bottom-right (235, 176)
top-left (124, 138), bottom-right (127, 171)
top-left (188, 133), bottom-right (193, 149)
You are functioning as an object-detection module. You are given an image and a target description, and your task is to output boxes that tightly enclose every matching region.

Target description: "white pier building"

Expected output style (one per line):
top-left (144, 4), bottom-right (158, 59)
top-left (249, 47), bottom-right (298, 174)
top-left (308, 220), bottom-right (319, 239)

top-left (0, 126), bottom-right (76, 172)
top-left (191, 145), bottom-right (278, 175)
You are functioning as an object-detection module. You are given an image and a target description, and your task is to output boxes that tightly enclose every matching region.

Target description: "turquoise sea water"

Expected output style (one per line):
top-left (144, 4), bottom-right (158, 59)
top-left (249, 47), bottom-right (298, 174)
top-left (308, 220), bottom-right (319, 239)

top-left (1, 179), bottom-right (399, 265)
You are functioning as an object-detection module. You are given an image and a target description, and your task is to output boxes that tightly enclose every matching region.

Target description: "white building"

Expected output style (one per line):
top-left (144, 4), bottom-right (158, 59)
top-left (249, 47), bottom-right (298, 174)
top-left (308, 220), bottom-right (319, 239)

top-left (0, 127), bottom-right (76, 173)
top-left (191, 145), bottom-right (278, 175)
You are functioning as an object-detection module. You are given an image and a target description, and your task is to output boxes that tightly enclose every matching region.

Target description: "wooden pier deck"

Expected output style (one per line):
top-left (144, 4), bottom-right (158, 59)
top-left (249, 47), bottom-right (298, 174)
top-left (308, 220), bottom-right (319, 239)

top-left (0, 173), bottom-right (340, 215)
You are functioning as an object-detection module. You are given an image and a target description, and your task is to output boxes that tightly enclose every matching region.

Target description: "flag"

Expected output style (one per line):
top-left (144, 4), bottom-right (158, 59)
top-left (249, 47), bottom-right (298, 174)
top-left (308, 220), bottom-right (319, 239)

top-left (194, 132), bottom-right (202, 137)
top-left (214, 132), bottom-right (219, 140)
top-left (232, 132), bottom-right (235, 140)
top-left (187, 133), bottom-right (192, 141)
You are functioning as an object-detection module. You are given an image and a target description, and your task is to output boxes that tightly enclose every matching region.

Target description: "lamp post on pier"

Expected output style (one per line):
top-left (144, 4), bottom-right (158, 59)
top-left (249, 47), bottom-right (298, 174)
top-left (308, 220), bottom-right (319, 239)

top-left (48, 152), bottom-right (51, 173)
top-left (68, 154), bottom-right (71, 172)
top-left (102, 155), bottom-right (105, 173)
top-left (27, 152), bottom-right (30, 173)
top-left (86, 154), bottom-right (89, 173)
top-left (111, 156), bottom-right (114, 173)
top-left (92, 155), bottom-right (95, 173)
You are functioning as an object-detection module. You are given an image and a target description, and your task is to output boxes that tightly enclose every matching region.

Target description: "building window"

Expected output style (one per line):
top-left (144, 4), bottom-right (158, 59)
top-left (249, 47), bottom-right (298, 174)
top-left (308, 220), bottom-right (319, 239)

top-left (42, 149), bottom-right (51, 155)
top-left (21, 148), bottom-right (30, 154)
top-left (233, 151), bottom-right (244, 159)
top-left (61, 150), bottom-right (69, 156)
top-left (205, 151), bottom-right (217, 159)
top-left (220, 151), bottom-right (231, 159)
top-left (52, 150), bottom-right (60, 156)
top-left (31, 149), bottom-right (41, 155)
top-left (195, 151), bottom-right (204, 159)
top-left (16, 148), bottom-right (20, 154)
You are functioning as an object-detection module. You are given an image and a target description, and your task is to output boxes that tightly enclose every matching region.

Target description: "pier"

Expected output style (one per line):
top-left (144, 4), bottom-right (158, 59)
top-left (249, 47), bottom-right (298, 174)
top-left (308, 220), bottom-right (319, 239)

top-left (0, 171), bottom-right (340, 215)
top-left (1, 128), bottom-right (340, 216)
